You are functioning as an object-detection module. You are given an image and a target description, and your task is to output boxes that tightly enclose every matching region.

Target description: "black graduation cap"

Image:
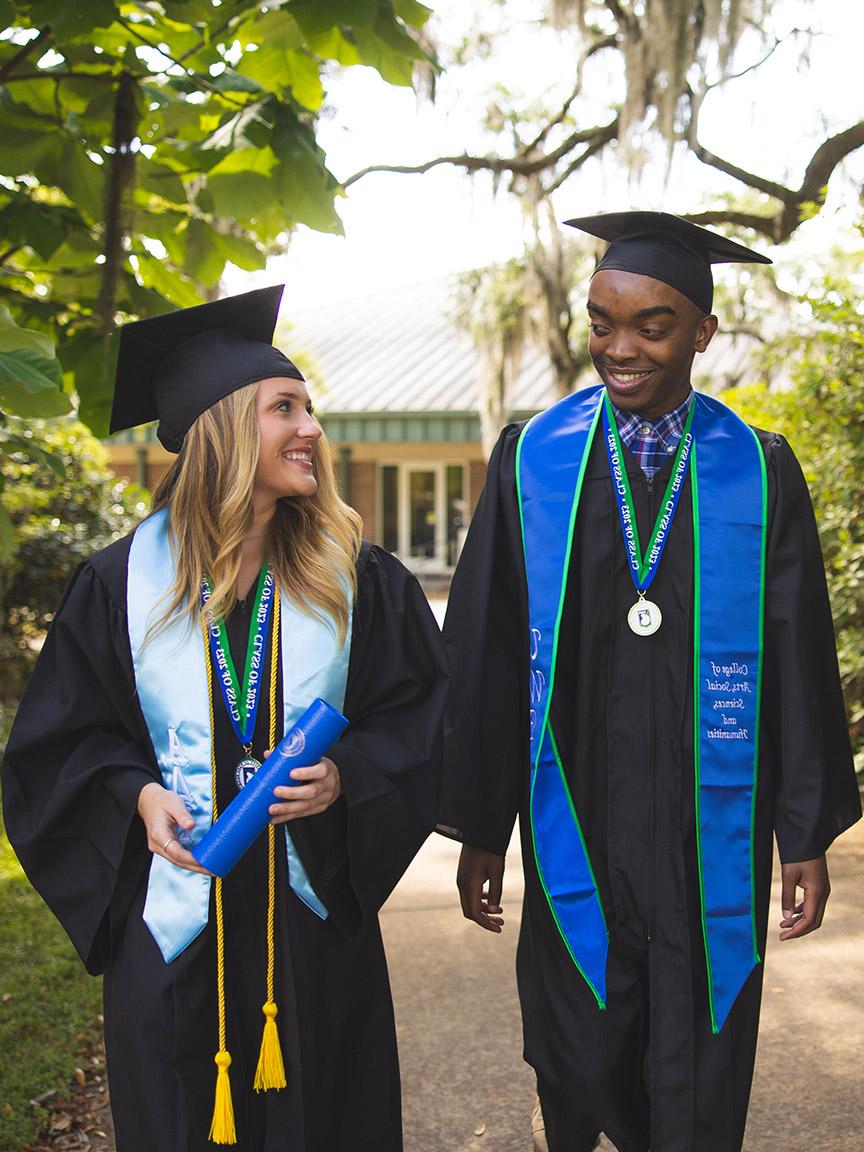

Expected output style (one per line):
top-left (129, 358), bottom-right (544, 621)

top-left (564, 211), bottom-right (771, 314)
top-left (110, 284), bottom-right (304, 453)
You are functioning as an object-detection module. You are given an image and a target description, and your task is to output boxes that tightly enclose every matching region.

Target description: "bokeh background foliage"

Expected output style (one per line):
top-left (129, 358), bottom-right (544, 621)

top-left (726, 280), bottom-right (864, 768)
top-left (0, 0), bottom-right (433, 439)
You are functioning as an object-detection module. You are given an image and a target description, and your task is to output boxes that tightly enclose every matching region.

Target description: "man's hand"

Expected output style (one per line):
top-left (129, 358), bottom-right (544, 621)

top-left (457, 844), bottom-right (505, 933)
top-left (779, 855), bottom-right (830, 940)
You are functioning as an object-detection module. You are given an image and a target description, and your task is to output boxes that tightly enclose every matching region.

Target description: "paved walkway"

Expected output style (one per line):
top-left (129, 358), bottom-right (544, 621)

top-left (382, 819), bottom-right (864, 1152)
top-left (39, 818), bottom-right (863, 1150)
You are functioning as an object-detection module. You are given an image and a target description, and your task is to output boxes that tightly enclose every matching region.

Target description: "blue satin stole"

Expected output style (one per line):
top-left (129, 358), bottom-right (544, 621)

top-left (127, 508), bottom-right (351, 963)
top-left (516, 386), bottom-right (766, 1031)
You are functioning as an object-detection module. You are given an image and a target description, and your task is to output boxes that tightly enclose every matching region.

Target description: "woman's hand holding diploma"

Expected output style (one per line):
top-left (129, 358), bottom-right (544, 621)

top-left (267, 754), bottom-right (342, 823)
top-left (137, 781), bottom-right (212, 874)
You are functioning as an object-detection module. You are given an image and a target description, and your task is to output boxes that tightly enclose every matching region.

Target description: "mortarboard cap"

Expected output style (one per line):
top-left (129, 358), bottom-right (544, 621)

top-left (564, 211), bottom-right (771, 314)
top-left (110, 284), bottom-right (304, 453)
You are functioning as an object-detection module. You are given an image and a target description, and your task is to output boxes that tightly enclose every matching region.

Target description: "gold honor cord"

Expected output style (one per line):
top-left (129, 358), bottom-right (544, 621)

top-left (203, 615), bottom-right (236, 1145)
top-left (254, 588), bottom-right (287, 1092)
top-left (204, 588), bottom-right (286, 1145)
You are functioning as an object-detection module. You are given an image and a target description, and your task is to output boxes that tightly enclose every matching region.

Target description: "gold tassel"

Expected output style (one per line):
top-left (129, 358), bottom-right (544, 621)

top-left (255, 592), bottom-right (288, 1092)
top-left (203, 631), bottom-right (237, 1144)
top-left (254, 1000), bottom-right (287, 1091)
top-left (209, 1050), bottom-right (236, 1145)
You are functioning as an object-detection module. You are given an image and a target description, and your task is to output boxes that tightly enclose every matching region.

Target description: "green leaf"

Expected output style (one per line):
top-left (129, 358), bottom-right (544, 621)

top-left (123, 275), bottom-right (174, 319)
top-left (132, 207), bottom-right (187, 255)
top-left (237, 12), bottom-right (323, 110)
top-left (274, 153), bottom-right (343, 233)
top-left (199, 102), bottom-right (275, 154)
top-left (207, 173), bottom-right (277, 222)
top-left (155, 98), bottom-right (209, 141)
top-left (56, 142), bottom-right (105, 224)
top-left (0, 127), bottom-right (57, 178)
top-left (136, 156), bottom-right (188, 208)
top-left (135, 256), bottom-right (204, 309)
top-left (282, 50), bottom-right (324, 111)
top-left (392, 0), bottom-right (433, 28)
top-left (0, 2), bottom-right (15, 30)
top-left (0, 433), bottom-right (67, 478)
top-left (354, 31), bottom-right (415, 85)
top-left (40, 228), bottom-right (103, 270)
top-left (213, 231), bottom-right (266, 273)
top-left (208, 147), bottom-right (281, 180)
top-left (0, 199), bottom-right (69, 261)
top-left (239, 8), bottom-right (304, 51)
top-left (206, 148), bottom-right (280, 221)
top-left (160, 0), bottom-right (224, 22)
top-left (305, 27), bottom-right (363, 66)
top-left (4, 77), bottom-right (63, 119)
top-left (352, 9), bottom-right (428, 85)
top-left (63, 328), bottom-right (117, 437)
top-left (0, 504), bottom-right (14, 562)
top-left (51, 268), bottom-right (104, 303)
top-left (0, 349), bottom-right (72, 418)
top-left (183, 218), bottom-right (224, 288)
top-left (209, 71), bottom-right (263, 96)
top-left (27, 0), bottom-right (120, 43)
top-left (54, 75), bottom-right (110, 115)
top-left (287, 0), bottom-right (379, 36)
top-left (0, 306), bottom-right (54, 358)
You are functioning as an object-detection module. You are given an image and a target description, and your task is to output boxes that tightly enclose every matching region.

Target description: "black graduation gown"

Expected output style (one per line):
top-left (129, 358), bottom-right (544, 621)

top-left (2, 537), bottom-right (448, 1152)
top-left (439, 418), bottom-right (860, 1152)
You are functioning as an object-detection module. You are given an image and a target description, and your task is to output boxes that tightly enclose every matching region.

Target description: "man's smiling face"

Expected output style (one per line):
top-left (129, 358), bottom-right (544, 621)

top-left (587, 268), bottom-right (718, 419)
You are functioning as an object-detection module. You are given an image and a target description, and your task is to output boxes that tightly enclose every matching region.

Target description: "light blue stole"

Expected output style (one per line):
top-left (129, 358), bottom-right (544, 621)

top-left (516, 385), bottom-right (766, 1032)
top-left (127, 508), bottom-right (352, 963)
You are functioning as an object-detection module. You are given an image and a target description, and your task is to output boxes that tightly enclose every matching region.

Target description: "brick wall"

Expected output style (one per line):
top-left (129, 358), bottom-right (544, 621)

top-left (112, 458), bottom-right (170, 492)
top-left (348, 461), bottom-right (377, 541)
top-left (469, 459), bottom-right (488, 516)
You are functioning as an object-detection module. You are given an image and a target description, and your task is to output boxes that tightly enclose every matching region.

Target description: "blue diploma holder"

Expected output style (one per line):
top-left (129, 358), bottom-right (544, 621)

top-left (192, 698), bottom-right (348, 878)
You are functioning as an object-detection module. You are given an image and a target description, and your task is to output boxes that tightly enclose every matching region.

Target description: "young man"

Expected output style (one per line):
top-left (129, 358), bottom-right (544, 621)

top-left (438, 213), bottom-right (860, 1152)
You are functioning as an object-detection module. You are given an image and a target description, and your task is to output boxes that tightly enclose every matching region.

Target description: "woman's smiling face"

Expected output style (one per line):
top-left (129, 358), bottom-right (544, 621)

top-left (587, 269), bottom-right (718, 419)
top-left (253, 375), bottom-right (322, 503)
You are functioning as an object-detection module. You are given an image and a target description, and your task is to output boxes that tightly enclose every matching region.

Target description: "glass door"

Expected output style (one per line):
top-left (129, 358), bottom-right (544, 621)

top-left (379, 462), bottom-right (466, 569)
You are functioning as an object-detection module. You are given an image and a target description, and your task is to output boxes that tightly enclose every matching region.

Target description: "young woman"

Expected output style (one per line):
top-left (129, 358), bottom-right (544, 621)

top-left (2, 286), bottom-right (448, 1152)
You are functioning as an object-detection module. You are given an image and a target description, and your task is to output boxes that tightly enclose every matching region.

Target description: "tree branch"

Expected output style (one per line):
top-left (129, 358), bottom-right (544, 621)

top-left (700, 35), bottom-right (786, 92)
top-left (798, 121), bottom-right (864, 201)
top-left (682, 210), bottom-right (781, 240)
top-left (0, 26), bottom-right (52, 85)
top-left (117, 18), bottom-right (248, 108)
top-left (687, 133), bottom-right (795, 203)
top-left (1, 71), bottom-right (120, 83)
top-left (687, 120), bottom-right (864, 241)
top-left (343, 119), bottom-right (619, 188)
top-left (520, 34), bottom-right (618, 157)
top-left (603, 1), bottom-right (634, 33)
top-left (544, 120), bottom-right (619, 194)
top-left (96, 72), bottom-right (138, 390)
top-left (723, 326), bottom-right (768, 344)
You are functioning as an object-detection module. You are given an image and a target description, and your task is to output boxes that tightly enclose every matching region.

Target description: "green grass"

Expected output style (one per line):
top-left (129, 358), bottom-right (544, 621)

top-left (0, 803), bottom-right (103, 1151)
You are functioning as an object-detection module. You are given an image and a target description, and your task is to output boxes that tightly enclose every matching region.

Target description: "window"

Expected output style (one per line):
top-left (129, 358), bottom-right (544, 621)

top-left (378, 462), bottom-right (467, 569)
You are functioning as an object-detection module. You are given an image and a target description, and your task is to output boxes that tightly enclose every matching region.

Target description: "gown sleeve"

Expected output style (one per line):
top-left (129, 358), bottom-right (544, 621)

top-left (300, 543), bottom-right (448, 931)
top-left (436, 425), bottom-right (529, 856)
top-left (1, 557), bottom-right (159, 974)
top-left (761, 434), bottom-right (861, 862)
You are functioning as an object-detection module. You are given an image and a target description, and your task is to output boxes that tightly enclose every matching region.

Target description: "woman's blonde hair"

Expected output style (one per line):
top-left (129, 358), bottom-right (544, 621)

top-left (148, 380), bottom-right (361, 643)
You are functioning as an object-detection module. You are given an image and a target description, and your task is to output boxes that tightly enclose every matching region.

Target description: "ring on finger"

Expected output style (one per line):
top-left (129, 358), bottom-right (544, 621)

top-left (162, 837), bottom-right (177, 853)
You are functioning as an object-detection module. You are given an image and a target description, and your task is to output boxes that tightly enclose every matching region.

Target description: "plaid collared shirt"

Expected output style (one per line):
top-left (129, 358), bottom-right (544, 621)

top-left (613, 392), bottom-right (693, 479)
